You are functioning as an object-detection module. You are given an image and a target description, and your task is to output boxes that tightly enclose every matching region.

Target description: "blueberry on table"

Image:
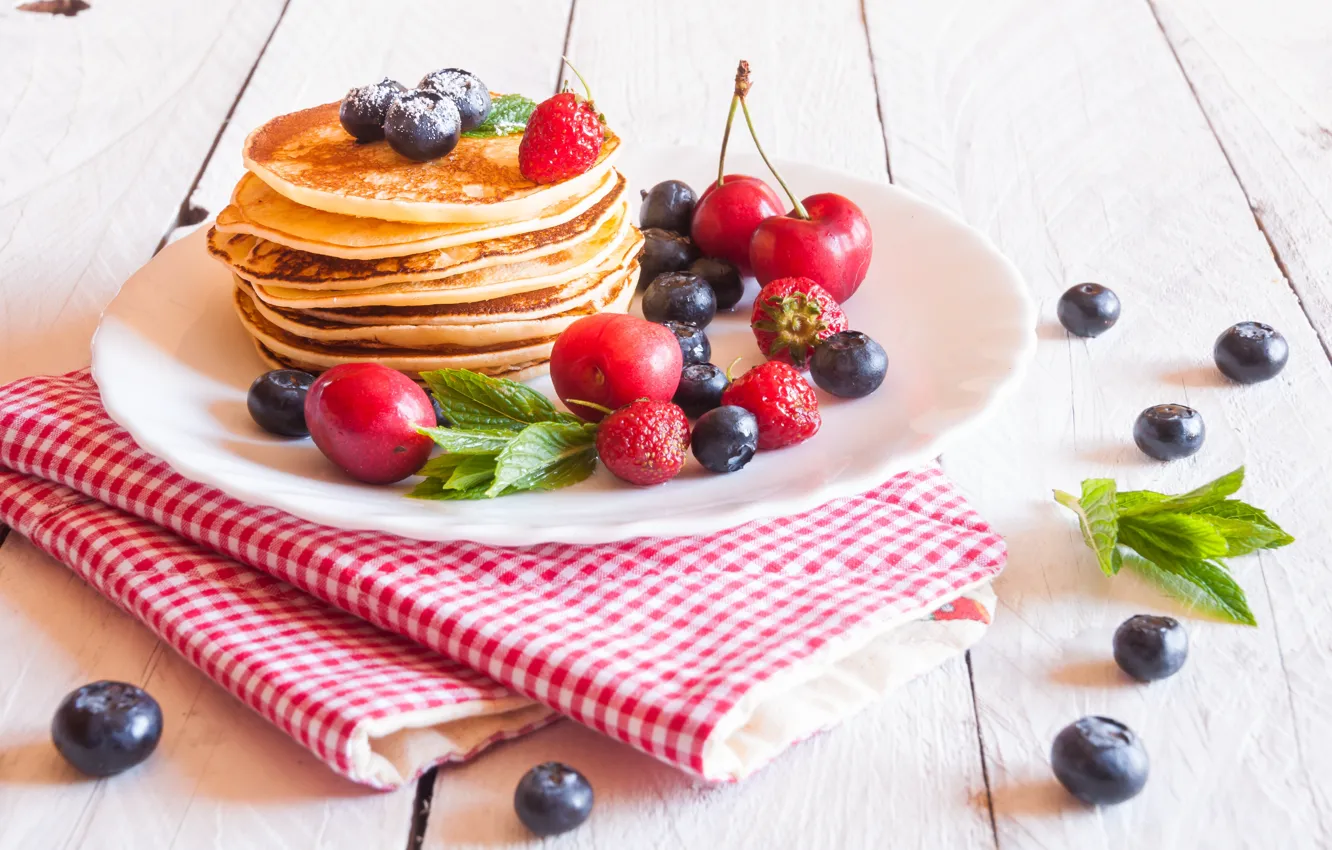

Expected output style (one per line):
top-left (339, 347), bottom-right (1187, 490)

top-left (1133, 404), bottom-right (1204, 461)
top-left (1057, 283), bottom-right (1120, 338)
top-left (1113, 614), bottom-right (1188, 682)
top-left (689, 256), bottom-right (745, 311)
top-left (514, 762), bottom-right (594, 837)
top-left (809, 331), bottom-right (888, 398)
top-left (1051, 716), bottom-right (1149, 805)
top-left (691, 405), bottom-right (760, 473)
top-left (417, 68), bottom-right (492, 132)
top-left (248, 369), bottom-right (315, 437)
top-left (642, 272), bottom-right (717, 328)
top-left (384, 90), bottom-right (461, 161)
top-left (639, 179), bottom-right (697, 235)
top-left (338, 78), bottom-right (407, 142)
top-left (1214, 321), bottom-right (1288, 384)
top-left (639, 229), bottom-right (700, 291)
top-left (52, 681), bottom-right (164, 777)
top-left (673, 363), bottom-right (729, 419)
top-left (663, 321), bottom-right (711, 366)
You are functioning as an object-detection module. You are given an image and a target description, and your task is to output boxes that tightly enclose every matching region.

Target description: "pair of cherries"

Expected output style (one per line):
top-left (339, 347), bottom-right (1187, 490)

top-left (688, 61), bottom-right (872, 304)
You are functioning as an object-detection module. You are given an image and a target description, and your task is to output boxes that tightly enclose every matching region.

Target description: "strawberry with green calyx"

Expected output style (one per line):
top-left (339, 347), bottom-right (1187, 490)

top-left (518, 58), bottom-right (605, 185)
top-left (721, 361), bottom-right (821, 450)
top-left (572, 399), bottom-right (691, 486)
top-left (750, 276), bottom-right (848, 368)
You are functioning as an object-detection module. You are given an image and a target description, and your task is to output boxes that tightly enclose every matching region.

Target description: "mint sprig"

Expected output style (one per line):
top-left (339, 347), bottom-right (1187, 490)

top-left (461, 94), bottom-right (537, 138)
top-left (409, 369), bottom-right (596, 500)
top-left (1055, 467), bottom-right (1292, 626)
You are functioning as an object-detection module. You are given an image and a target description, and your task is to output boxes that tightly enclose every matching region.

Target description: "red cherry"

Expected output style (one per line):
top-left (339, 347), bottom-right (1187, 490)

top-left (304, 363), bottom-right (436, 484)
top-left (691, 175), bottom-right (782, 273)
top-left (750, 193), bottom-right (873, 303)
top-left (549, 314), bottom-right (683, 422)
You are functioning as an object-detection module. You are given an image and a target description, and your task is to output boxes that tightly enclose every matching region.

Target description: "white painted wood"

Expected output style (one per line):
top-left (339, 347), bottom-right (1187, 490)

top-left (865, 0), bottom-right (1332, 846)
top-left (0, 535), bottom-right (417, 850)
top-left (1151, 0), bottom-right (1332, 352)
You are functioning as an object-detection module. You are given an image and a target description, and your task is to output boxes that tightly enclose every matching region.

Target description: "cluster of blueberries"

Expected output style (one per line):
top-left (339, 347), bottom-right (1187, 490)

top-left (1057, 283), bottom-right (1289, 461)
top-left (339, 68), bottom-right (492, 161)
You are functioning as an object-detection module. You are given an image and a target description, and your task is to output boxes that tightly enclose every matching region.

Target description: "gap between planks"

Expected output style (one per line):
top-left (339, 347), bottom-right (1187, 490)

top-left (152, 0), bottom-right (294, 256)
top-left (1144, 0), bottom-right (1332, 366)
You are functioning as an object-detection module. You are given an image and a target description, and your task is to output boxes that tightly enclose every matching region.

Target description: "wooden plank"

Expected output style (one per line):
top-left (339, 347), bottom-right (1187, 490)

top-left (865, 0), bottom-right (1332, 845)
top-left (1149, 0), bottom-right (1332, 828)
top-left (418, 1), bottom-right (995, 847)
top-left (1150, 0), bottom-right (1332, 355)
top-left (0, 0), bottom-right (282, 384)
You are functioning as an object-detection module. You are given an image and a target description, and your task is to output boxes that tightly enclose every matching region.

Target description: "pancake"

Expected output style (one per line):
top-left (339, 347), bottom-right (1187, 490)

top-left (250, 214), bottom-right (639, 309)
top-left (208, 173), bottom-right (626, 291)
top-left (215, 167), bottom-right (620, 261)
top-left (252, 339), bottom-right (554, 384)
top-left (244, 101), bottom-right (621, 224)
top-left (237, 260), bottom-right (636, 349)
top-left (293, 228), bottom-right (643, 326)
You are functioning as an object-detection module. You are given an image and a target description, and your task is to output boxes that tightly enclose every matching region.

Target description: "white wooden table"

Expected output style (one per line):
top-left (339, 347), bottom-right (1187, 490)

top-left (2, 1), bottom-right (1330, 847)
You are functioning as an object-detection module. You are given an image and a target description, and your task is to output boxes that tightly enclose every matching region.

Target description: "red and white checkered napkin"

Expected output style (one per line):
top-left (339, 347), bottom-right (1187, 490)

top-left (0, 371), bottom-right (1005, 788)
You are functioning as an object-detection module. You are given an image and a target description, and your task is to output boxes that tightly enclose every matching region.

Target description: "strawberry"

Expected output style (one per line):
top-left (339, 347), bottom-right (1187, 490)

top-left (721, 361), bottom-right (821, 450)
top-left (750, 277), bottom-right (848, 369)
top-left (595, 400), bottom-right (690, 486)
top-left (519, 62), bottom-right (604, 185)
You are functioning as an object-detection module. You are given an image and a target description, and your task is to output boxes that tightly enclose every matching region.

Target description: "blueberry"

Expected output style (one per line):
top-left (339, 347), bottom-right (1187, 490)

top-left (689, 256), bottom-right (745, 311)
top-left (639, 180), bottom-right (696, 235)
top-left (639, 229), bottom-right (700, 292)
top-left (1214, 321), bottom-right (1288, 384)
top-left (642, 272), bottom-right (716, 328)
top-left (1113, 615), bottom-right (1188, 682)
top-left (1133, 403), bottom-right (1204, 461)
top-left (663, 321), bottom-right (710, 366)
top-left (1051, 716), bottom-right (1149, 805)
top-left (673, 363), bottom-right (729, 419)
top-left (430, 394), bottom-right (450, 428)
top-left (248, 369), bottom-right (315, 437)
top-left (417, 68), bottom-right (491, 132)
top-left (691, 406), bottom-right (760, 473)
top-left (339, 78), bottom-right (407, 142)
top-left (52, 681), bottom-right (163, 777)
top-left (1057, 283), bottom-right (1120, 338)
top-left (514, 762), bottom-right (593, 837)
top-left (810, 331), bottom-right (888, 398)
top-left (384, 90), bottom-right (461, 161)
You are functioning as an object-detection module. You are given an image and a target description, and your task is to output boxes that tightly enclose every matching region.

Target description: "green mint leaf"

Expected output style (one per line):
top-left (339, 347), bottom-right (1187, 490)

top-left (417, 454), bottom-right (471, 479)
top-left (461, 94), bottom-right (537, 138)
top-left (1193, 514), bottom-right (1293, 557)
top-left (416, 426), bottom-right (515, 455)
top-left (1054, 478), bottom-right (1119, 576)
top-left (407, 478), bottom-right (502, 501)
top-left (1193, 500), bottom-right (1294, 552)
top-left (421, 369), bottom-right (574, 432)
top-left (1118, 513), bottom-right (1230, 561)
top-left (486, 421), bottom-right (597, 497)
top-left (1115, 490), bottom-right (1166, 513)
top-left (444, 454), bottom-right (497, 491)
top-left (1122, 553), bottom-right (1257, 626)
top-left (1118, 467), bottom-right (1244, 517)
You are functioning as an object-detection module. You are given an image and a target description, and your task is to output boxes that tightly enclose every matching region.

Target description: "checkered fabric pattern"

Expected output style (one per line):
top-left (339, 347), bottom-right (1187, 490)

top-left (0, 371), bottom-right (1006, 783)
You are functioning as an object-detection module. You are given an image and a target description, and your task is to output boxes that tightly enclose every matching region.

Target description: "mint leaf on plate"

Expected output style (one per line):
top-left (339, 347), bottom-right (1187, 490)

top-left (461, 94), bottom-right (537, 138)
top-left (421, 369), bottom-right (576, 432)
top-left (486, 421), bottom-right (597, 497)
top-left (444, 454), bottom-right (498, 491)
top-left (1054, 478), bottom-right (1119, 575)
top-left (417, 426), bottom-right (515, 455)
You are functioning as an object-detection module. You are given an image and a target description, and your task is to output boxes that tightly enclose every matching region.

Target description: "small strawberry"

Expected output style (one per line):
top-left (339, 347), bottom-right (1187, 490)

top-left (750, 277), bottom-right (848, 368)
top-left (594, 400), bottom-right (691, 486)
top-left (519, 60), bottom-right (604, 185)
top-left (721, 361), bottom-right (821, 450)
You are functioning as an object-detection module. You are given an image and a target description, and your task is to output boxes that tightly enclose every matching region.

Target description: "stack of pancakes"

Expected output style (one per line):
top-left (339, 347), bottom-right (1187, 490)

top-left (207, 101), bottom-right (642, 382)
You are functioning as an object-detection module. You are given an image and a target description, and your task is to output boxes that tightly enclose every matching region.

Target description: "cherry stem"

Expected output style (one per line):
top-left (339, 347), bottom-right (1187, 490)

top-left (725, 356), bottom-right (745, 383)
top-left (738, 94), bottom-right (809, 219)
top-left (561, 56), bottom-right (594, 104)
top-left (565, 398), bottom-right (613, 416)
top-left (717, 94), bottom-right (739, 187)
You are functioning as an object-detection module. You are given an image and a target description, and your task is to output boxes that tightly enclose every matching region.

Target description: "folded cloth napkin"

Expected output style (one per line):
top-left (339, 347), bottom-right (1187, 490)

top-left (0, 371), bottom-right (1005, 787)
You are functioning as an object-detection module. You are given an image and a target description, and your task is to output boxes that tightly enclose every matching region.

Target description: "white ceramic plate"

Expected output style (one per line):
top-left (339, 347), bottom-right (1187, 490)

top-left (92, 147), bottom-right (1035, 546)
